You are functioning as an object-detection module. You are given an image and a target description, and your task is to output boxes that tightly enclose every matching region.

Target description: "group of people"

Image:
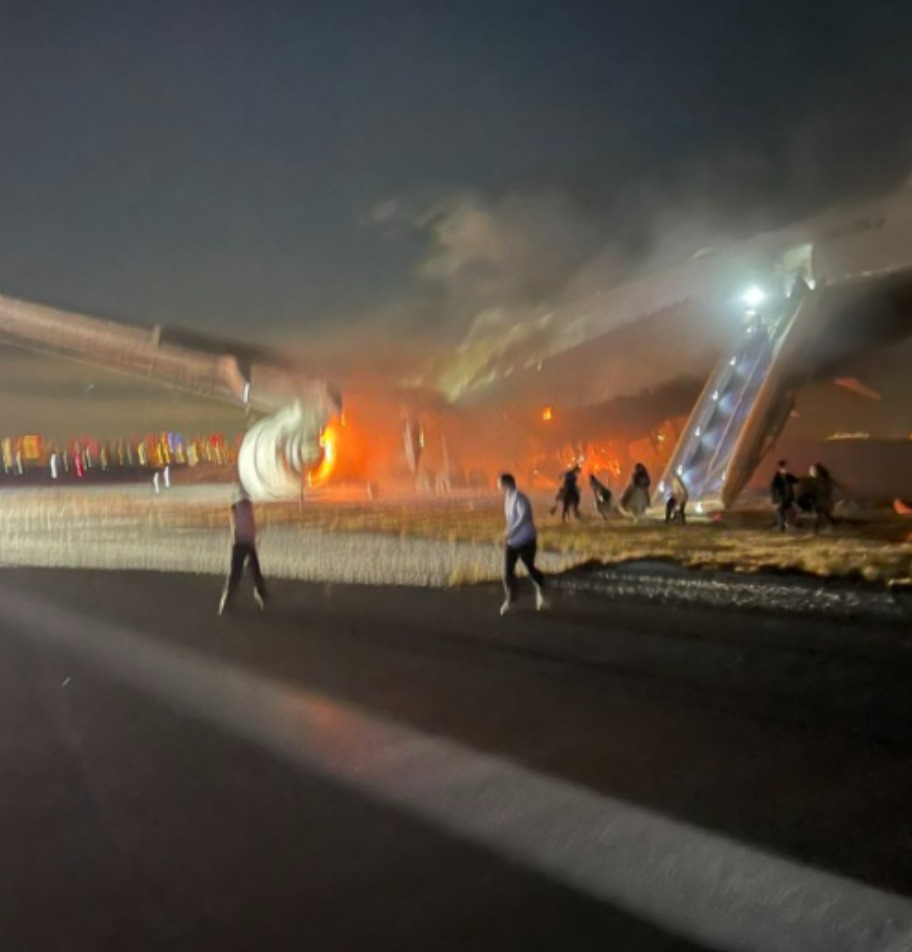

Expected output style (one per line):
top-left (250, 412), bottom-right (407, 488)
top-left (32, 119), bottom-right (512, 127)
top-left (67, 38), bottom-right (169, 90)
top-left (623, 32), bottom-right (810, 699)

top-left (550, 461), bottom-right (687, 524)
top-left (499, 465), bottom-right (693, 616)
top-left (770, 459), bottom-right (837, 533)
top-left (218, 456), bottom-right (840, 620)
top-left (217, 477), bottom-right (548, 620)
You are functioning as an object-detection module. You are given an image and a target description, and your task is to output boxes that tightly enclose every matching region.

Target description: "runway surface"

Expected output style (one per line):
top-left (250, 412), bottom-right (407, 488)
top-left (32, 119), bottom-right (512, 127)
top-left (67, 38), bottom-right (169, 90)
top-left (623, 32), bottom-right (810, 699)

top-left (1, 568), bottom-right (911, 951)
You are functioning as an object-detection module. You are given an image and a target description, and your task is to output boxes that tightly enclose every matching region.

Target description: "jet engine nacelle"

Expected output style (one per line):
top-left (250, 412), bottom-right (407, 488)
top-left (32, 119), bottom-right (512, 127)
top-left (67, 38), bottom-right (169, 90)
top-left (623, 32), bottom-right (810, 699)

top-left (237, 400), bottom-right (331, 501)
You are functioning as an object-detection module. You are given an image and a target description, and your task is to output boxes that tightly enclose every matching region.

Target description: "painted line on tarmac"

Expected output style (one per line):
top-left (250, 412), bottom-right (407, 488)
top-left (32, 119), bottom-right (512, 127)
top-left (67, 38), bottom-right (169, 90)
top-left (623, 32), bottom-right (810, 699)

top-left (2, 586), bottom-right (910, 952)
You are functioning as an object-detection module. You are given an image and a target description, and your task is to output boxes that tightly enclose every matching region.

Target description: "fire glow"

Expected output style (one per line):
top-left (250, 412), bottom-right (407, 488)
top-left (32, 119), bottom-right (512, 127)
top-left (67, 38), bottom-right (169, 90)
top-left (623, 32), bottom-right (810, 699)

top-left (307, 416), bottom-right (341, 488)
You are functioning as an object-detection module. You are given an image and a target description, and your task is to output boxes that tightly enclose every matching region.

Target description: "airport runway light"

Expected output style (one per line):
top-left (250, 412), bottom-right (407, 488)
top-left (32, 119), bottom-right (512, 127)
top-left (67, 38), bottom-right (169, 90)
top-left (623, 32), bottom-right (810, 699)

top-left (742, 285), bottom-right (766, 309)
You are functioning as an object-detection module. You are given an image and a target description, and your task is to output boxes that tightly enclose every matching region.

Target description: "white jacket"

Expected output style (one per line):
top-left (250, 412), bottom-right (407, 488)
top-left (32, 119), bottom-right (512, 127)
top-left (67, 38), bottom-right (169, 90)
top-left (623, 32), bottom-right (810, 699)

top-left (504, 489), bottom-right (537, 547)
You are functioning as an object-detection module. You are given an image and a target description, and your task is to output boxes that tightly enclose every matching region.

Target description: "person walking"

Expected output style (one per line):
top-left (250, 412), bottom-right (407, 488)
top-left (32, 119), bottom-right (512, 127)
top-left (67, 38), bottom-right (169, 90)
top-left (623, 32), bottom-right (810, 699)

top-left (665, 472), bottom-right (689, 524)
top-left (498, 473), bottom-right (546, 616)
top-left (809, 463), bottom-right (837, 533)
top-left (589, 473), bottom-right (613, 519)
top-left (621, 463), bottom-right (652, 520)
top-left (770, 459), bottom-right (798, 531)
top-left (558, 464), bottom-right (582, 521)
top-left (219, 489), bottom-right (268, 615)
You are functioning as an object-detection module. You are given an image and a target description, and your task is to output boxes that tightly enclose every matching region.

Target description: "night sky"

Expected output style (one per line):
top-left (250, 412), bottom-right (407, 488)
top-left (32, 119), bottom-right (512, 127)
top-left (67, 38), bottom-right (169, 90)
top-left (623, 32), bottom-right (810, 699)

top-left (1, 0), bottom-right (912, 432)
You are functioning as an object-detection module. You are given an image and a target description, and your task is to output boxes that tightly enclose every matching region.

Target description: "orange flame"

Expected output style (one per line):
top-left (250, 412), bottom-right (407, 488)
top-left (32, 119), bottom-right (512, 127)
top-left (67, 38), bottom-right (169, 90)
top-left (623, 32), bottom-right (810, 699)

top-left (307, 416), bottom-right (341, 488)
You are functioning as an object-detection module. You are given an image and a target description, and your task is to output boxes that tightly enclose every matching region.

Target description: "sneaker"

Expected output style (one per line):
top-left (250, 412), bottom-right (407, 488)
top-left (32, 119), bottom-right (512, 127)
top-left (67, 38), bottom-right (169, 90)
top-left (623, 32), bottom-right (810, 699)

top-left (218, 591), bottom-right (229, 616)
top-left (499, 598), bottom-right (512, 616)
top-left (254, 590), bottom-right (266, 612)
top-left (535, 587), bottom-right (548, 611)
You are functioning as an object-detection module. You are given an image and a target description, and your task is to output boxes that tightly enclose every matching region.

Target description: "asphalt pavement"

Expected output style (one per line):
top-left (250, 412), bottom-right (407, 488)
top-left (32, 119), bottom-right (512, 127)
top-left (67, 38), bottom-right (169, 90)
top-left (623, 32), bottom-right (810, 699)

top-left (1, 568), bottom-right (911, 951)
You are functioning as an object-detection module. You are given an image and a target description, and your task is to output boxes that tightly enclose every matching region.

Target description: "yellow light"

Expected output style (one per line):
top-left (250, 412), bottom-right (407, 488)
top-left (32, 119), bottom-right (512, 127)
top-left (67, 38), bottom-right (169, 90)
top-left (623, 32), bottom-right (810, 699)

top-left (542, 406), bottom-right (553, 422)
top-left (307, 416), bottom-right (341, 488)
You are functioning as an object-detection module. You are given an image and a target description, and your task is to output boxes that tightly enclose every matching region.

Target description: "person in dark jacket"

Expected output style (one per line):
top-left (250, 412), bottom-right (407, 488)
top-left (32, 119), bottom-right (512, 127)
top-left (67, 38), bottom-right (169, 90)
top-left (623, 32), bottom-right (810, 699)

top-left (554, 464), bottom-right (582, 522)
top-left (809, 463), bottom-right (837, 533)
top-left (770, 459), bottom-right (798, 531)
top-left (589, 473), bottom-right (612, 519)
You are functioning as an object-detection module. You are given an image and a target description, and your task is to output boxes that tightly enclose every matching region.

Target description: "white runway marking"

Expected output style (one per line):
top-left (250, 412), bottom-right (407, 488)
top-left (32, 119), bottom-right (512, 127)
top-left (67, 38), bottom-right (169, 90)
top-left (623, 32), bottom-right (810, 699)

top-left (2, 586), bottom-right (910, 952)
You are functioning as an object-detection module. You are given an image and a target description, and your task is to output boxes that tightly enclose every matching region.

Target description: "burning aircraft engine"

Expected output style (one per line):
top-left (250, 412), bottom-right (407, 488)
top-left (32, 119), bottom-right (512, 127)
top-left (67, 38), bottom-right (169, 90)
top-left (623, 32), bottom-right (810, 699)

top-left (236, 364), bottom-right (342, 500)
top-left (238, 400), bottom-right (330, 500)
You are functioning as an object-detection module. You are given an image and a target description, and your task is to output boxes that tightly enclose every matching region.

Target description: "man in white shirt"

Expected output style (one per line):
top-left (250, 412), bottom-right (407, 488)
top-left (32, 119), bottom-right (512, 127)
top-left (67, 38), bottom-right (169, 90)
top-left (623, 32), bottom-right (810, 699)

top-left (498, 473), bottom-right (546, 615)
top-left (219, 489), bottom-right (267, 615)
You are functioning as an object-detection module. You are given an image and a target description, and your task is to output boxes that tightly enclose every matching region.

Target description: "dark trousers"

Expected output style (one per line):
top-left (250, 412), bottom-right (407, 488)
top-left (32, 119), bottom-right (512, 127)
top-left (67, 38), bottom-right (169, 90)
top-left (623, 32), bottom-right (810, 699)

top-left (775, 503), bottom-right (794, 531)
top-left (665, 497), bottom-right (686, 524)
top-left (224, 541), bottom-right (267, 602)
top-left (504, 540), bottom-right (545, 600)
top-left (561, 490), bottom-right (581, 521)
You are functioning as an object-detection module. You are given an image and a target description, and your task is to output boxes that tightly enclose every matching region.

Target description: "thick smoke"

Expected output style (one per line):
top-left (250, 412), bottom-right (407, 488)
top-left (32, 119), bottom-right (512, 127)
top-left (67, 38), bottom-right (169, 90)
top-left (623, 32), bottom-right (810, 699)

top-left (363, 118), bottom-right (912, 408)
top-left (365, 185), bottom-right (745, 403)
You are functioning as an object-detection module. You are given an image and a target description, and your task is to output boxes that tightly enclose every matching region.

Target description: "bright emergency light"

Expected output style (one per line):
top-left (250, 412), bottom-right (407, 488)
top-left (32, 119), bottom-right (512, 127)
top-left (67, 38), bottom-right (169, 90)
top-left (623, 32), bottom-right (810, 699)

top-left (742, 285), bottom-right (766, 308)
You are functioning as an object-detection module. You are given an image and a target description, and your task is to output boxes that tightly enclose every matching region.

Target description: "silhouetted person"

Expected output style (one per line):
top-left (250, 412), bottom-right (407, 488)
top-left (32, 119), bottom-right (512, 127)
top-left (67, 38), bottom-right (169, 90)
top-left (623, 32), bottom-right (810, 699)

top-left (219, 490), bottom-right (267, 615)
top-left (589, 473), bottom-right (612, 519)
top-left (622, 463), bottom-right (652, 520)
top-left (558, 464), bottom-right (582, 521)
top-left (809, 463), bottom-right (837, 533)
top-left (665, 473), bottom-right (688, 524)
top-left (498, 473), bottom-right (546, 616)
top-left (770, 459), bottom-right (798, 531)
top-left (550, 465), bottom-right (580, 520)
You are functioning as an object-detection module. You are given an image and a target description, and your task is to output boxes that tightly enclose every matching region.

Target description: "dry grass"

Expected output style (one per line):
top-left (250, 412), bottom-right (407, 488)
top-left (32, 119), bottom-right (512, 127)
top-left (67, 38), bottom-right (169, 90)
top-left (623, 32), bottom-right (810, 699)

top-left (257, 495), bottom-right (912, 585)
top-left (284, 498), bottom-right (912, 585)
top-left (1, 486), bottom-right (910, 585)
